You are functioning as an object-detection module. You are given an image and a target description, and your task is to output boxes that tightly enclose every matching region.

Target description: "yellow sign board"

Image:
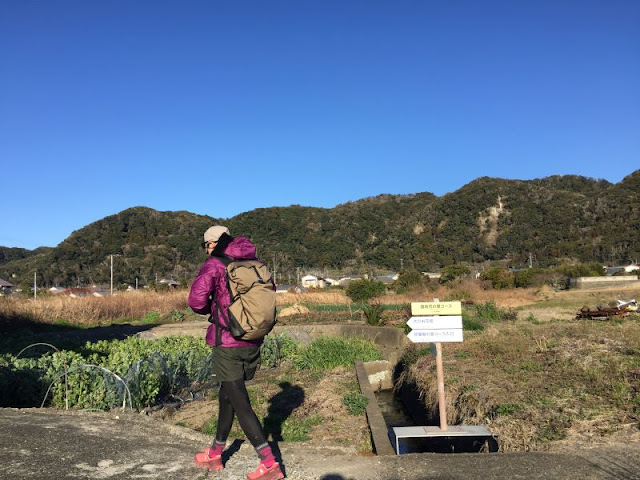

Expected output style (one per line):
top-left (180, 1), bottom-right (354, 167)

top-left (411, 301), bottom-right (462, 316)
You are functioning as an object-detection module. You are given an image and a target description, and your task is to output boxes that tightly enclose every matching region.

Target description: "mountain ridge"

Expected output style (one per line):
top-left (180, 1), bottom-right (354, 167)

top-left (1, 171), bottom-right (638, 288)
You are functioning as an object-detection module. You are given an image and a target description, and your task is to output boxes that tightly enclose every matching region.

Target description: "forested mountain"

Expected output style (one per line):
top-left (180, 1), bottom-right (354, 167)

top-left (1, 171), bottom-right (638, 289)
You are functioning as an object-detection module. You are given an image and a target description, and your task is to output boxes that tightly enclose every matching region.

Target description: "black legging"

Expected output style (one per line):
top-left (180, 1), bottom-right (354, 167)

top-left (215, 379), bottom-right (267, 449)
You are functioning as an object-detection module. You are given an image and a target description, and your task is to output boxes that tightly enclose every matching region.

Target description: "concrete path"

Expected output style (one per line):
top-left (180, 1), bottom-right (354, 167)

top-left (1, 408), bottom-right (639, 480)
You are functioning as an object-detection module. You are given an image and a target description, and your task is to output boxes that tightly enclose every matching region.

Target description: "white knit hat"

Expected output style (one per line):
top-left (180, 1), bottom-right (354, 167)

top-left (203, 225), bottom-right (230, 243)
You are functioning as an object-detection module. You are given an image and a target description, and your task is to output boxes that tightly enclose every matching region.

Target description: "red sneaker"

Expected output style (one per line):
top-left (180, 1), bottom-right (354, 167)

top-left (194, 447), bottom-right (224, 472)
top-left (246, 461), bottom-right (284, 480)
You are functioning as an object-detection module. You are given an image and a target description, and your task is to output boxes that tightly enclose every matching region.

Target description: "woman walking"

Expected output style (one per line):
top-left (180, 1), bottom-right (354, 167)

top-left (188, 225), bottom-right (284, 480)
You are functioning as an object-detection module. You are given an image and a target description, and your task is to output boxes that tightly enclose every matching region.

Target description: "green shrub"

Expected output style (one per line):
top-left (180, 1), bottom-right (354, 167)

top-left (345, 279), bottom-right (386, 302)
top-left (393, 269), bottom-right (427, 292)
top-left (439, 264), bottom-right (471, 284)
top-left (474, 301), bottom-right (505, 323)
top-left (362, 303), bottom-right (385, 326)
top-left (555, 262), bottom-right (605, 278)
top-left (480, 267), bottom-right (514, 290)
top-left (514, 268), bottom-right (548, 288)
top-left (462, 310), bottom-right (485, 331)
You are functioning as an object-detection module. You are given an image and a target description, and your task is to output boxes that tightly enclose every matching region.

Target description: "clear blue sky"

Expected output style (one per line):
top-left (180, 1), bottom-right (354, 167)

top-left (1, 1), bottom-right (638, 250)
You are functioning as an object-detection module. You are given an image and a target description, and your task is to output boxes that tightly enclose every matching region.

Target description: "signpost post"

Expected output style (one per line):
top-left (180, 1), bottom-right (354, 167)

top-left (392, 299), bottom-right (493, 454)
top-left (409, 299), bottom-right (462, 431)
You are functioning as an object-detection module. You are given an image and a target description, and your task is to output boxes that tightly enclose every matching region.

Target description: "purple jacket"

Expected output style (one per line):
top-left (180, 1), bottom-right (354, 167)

top-left (188, 236), bottom-right (263, 348)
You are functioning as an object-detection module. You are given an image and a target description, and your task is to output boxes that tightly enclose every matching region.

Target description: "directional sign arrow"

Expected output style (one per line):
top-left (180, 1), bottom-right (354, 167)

top-left (407, 315), bottom-right (462, 330)
top-left (407, 329), bottom-right (463, 343)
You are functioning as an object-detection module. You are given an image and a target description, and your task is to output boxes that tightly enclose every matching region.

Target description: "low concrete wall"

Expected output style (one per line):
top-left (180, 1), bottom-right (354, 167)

top-left (569, 276), bottom-right (640, 289)
top-left (273, 324), bottom-right (409, 364)
top-left (355, 359), bottom-right (396, 456)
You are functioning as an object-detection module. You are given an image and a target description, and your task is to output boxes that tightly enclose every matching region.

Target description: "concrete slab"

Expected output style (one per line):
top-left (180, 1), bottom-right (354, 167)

top-left (393, 425), bottom-right (494, 455)
top-left (1, 408), bottom-right (639, 480)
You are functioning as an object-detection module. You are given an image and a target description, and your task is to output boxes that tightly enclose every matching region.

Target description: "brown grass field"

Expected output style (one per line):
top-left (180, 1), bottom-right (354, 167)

top-left (3, 277), bottom-right (636, 328)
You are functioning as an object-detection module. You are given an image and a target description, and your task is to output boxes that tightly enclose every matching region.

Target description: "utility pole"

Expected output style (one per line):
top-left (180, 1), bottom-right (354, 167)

top-left (110, 254), bottom-right (121, 296)
top-left (400, 258), bottom-right (404, 271)
top-left (528, 253), bottom-right (533, 269)
top-left (272, 253), bottom-right (277, 285)
top-left (33, 271), bottom-right (37, 300)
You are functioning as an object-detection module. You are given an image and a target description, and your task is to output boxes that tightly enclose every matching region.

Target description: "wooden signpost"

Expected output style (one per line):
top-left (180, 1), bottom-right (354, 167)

top-left (392, 299), bottom-right (492, 454)
top-left (409, 300), bottom-right (462, 431)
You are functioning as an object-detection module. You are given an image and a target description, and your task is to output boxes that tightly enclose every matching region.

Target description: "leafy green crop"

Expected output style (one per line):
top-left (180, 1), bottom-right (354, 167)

top-left (0, 336), bottom-right (213, 411)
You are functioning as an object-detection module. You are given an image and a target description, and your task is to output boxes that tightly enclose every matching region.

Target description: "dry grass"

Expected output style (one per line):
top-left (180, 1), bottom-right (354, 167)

top-left (277, 280), bottom-right (539, 309)
top-left (400, 313), bottom-right (640, 452)
top-left (415, 279), bottom-right (538, 308)
top-left (5, 279), bottom-right (635, 329)
top-left (277, 290), bottom-right (351, 305)
top-left (0, 290), bottom-right (189, 328)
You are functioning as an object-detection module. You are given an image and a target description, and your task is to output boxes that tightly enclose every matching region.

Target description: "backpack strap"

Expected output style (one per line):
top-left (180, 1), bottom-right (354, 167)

top-left (211, 255), bottom-right (233, 347)
top-left (213, 301), bottom-right (228, 347)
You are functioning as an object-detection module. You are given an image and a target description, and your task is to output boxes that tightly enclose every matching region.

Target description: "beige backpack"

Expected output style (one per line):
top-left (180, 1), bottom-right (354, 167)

top-left (216, 258), bottom-right (277, 342)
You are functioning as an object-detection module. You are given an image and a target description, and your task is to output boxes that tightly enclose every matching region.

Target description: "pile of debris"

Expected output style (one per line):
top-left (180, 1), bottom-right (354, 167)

top-left (576, 299), bottom-right (638, 319)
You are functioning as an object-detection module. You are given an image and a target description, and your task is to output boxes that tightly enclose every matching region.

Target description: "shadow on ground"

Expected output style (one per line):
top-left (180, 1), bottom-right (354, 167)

top-left (0, 322), bottom-right (158, 355)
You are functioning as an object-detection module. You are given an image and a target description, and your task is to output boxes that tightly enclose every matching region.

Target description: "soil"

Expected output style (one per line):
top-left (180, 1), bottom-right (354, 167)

top-left (145, 364), bottom-right (374, 455)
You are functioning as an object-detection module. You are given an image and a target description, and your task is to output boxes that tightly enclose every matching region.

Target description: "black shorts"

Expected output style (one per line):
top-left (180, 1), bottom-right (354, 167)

top-left (212, 345), bottom-right (261, 382)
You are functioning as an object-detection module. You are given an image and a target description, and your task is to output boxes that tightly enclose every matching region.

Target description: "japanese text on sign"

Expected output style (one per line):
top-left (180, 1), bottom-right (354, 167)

top-left (407, 329), bottom-right (464, 343)
top-left (411, 301), bottom-right (462, 316)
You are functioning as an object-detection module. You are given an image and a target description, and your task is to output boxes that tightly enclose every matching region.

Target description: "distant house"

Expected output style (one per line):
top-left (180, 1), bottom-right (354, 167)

top-left (158, 279), bottom-right (179, 288)
top-left (301, 275), bottom-right (325, 289)
top-left (422, 272), bottom-right (441, 280)
top-left (338, 275), bottom-right (362, 287)
top-left (275, 283), bottom-right (305, 294)
top-left (61, 288), bottom-right (94, 298)
top-left (605, 263), bottom-right (639, 276)
top-left (0, 278), bottom-right (14, 295)
top-left (375, 273), bottom-right (399, 285)
top-left (605, 266), bottom-right (625, 275)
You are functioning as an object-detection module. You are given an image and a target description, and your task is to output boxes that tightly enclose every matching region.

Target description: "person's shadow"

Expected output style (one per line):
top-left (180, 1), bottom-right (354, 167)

top-left (263, 381), bottom-right (305, 441)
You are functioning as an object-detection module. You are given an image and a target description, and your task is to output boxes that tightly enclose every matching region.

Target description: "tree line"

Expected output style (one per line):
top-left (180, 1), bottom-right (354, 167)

top-left (1, 171), bottom-right (638, 290)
